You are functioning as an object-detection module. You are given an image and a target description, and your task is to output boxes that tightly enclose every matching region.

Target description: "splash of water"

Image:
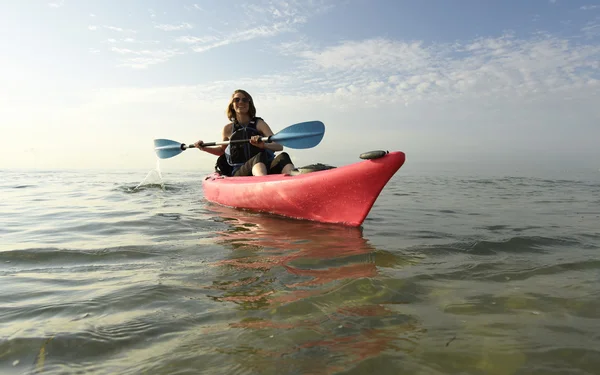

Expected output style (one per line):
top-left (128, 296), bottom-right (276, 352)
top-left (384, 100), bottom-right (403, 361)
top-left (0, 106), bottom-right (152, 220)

top-left (133, 159), bottom-right (165, 190)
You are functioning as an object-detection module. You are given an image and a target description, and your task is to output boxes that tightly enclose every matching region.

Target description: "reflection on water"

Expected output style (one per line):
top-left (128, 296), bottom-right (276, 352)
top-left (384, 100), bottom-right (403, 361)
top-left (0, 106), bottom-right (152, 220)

top-left (200, 206), bottom-right (425, 374)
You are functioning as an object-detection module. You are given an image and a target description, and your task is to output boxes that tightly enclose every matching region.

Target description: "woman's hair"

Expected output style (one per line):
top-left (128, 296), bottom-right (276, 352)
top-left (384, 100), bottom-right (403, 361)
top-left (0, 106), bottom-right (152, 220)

top-left (226, 89), bottom-right (256, 121)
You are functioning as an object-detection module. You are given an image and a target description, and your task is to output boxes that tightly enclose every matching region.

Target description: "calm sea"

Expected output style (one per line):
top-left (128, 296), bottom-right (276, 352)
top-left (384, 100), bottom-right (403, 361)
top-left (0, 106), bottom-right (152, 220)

top-left (1, 160), bottom-right (599, 375)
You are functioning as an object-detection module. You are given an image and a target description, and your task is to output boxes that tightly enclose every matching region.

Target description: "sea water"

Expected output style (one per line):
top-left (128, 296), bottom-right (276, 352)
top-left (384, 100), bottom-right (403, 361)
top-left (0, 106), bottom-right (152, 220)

top-left (1, 162), bottom-right (599, 374)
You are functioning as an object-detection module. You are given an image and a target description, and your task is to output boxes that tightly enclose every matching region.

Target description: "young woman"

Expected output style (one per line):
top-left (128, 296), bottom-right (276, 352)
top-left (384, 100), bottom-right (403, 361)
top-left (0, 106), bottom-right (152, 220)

top-left (194, 89), bottom-right (295, 176)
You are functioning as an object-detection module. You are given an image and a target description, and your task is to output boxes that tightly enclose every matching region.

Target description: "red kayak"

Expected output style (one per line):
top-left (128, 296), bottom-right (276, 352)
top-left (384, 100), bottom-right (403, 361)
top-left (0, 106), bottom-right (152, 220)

top-left (202, 151), bottom-right (406, 226)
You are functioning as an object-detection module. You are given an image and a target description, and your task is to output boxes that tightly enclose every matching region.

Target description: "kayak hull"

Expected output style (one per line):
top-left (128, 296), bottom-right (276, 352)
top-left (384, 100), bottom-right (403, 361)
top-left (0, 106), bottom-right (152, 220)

top-left (202, 151), bottom-right (406, 226)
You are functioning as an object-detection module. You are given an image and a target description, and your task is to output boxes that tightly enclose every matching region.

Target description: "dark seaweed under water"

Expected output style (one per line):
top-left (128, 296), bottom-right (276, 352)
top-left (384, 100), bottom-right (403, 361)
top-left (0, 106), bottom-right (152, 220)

top-left (1, 163), bottom-right (599, 374)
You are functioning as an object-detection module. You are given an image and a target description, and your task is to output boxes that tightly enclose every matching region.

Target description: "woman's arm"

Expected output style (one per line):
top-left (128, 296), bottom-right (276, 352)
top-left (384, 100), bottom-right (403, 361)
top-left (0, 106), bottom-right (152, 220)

top-left (194, 124), bottom-right (231, 156)
top-left (255, 119), bottom-right (283, 152)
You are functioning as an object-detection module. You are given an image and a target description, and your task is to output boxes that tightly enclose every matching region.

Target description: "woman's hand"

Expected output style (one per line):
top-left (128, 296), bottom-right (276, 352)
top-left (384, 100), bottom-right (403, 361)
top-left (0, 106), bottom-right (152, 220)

top-left (194, 140), bottom-right (205, 150)
top-left (249, 135), bottom-right (265, 148)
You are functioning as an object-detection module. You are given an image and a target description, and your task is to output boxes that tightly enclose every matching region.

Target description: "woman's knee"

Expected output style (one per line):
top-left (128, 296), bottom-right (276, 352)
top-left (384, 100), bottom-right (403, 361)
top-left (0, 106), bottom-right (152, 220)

top-left (234, 153), bottom-right (266, 176)
top-left (275, 152), bottom-right (292, 165)
top-left (247, 152), bottom-right (268, 166)
top-left (260, 151), bottom-right (270, 165)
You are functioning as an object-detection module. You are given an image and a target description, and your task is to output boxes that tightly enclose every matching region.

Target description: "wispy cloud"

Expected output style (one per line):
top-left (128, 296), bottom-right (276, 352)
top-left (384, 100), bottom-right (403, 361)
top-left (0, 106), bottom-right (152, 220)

top-left (239, 0), bottom-right (334, 29)
top-left (580, 5), bottom-right (599, 10)
top-left (185, 4), bottom-right (203, 11)
top-left (104, 25), bottom-right (137, 33)
top-left (176, 0), bottom-right (333, 54)
top-left (155, 23), bottom-right (193, 31)
top-left (102, 37), bottom-right (159, 44)
top-left (173, 22), bottom-right (295, 54)
top-left (582, 20), bottom-right (600, 38)
top-left (48, 0), bottom-right (64, 8)
top-left (88, 0), bottom-right (335, 68)
top-left (110, 48), bottom-right (183, 69)
top-left (176, 35), bottom-right (219, 44)
top-left (175, 20), bottom-right (301, 53)
top-left (189, 40), bottom-right (231, 53)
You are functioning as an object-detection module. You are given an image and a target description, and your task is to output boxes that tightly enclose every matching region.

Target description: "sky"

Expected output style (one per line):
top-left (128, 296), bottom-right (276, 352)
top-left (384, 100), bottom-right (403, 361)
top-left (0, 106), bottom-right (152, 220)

top-left (0, 0), bottom-right (599, 172)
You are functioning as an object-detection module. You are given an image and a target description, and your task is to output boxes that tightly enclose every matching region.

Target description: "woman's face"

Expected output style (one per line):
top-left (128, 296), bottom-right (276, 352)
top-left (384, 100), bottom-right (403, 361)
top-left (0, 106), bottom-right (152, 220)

top-left (232, 92), bottom-right (250, 114)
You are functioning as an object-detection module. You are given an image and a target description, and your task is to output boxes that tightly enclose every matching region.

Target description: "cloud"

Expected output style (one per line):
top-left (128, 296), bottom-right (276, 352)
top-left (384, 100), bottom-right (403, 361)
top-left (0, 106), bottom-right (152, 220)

top-left (48, 0), bottom-right (64, 7)
top-left (185, 4), bottom-right (203, 11)
top-left (176, 36), bottom-right (218, 44)
top-left (88, 0), bottom-right (336, 68)
top-left (155, 23), bottom-right (194, 31)
top-left (274, 32), bottom-right (600, 109)
top-left (580, 5), bottom-right (599, 10)
top-left (242, 2), bottom-right (305, 22)
top-left (175, 0), bottom-right (333, 54)
top-left (295, 39), bottom-right (431, 72)
top-left (110, 47), bottom-right (184, 69)
top-left (582, 20), bottom-right (600, 38)
top-left (104, 25), bottom-right (137, 33)
top-left (180, 20), bottom-right (304, 54)
top-left (103, 38), bottom-right (159, 45)
top-left (173, 21), bottom-right (299, 54)
top-left (238, 0), bottom-right (334, 30)
top-left (190, 40), bottom-right (232, 53)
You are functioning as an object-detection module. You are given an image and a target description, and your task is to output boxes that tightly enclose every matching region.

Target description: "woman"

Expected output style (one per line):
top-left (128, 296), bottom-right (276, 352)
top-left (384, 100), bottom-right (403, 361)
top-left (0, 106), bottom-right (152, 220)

top-left (195, 89), bottom-right (295, 176)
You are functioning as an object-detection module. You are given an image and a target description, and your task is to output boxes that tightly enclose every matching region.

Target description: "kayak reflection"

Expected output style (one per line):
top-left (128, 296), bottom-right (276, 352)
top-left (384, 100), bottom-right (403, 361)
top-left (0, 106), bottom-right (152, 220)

top-left (207, 205), bottom-right (378, 289)
top-left (201, 206), bottom-right (423, 373)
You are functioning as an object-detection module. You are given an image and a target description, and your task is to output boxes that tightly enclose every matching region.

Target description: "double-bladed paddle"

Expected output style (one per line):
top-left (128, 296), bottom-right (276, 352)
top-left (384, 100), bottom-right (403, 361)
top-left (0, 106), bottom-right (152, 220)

top-left (153, 120), bottom-right (325, 159)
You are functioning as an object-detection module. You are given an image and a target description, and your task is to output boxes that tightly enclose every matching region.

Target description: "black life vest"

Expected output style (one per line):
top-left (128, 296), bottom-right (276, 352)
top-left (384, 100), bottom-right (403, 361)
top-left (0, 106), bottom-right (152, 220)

top-left (225, 117), bottom-right (264, 166)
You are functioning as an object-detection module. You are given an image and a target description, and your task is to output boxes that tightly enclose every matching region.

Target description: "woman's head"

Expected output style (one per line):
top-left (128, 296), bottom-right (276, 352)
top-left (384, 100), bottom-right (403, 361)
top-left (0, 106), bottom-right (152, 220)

top-left (226, 89), bottom-right (256, 120)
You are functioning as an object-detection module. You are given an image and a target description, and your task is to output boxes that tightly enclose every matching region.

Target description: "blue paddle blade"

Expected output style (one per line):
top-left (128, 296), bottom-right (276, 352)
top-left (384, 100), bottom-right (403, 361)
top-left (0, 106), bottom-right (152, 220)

top-left (154, 139), bottom-right (185, 159)
top-left (271, 121), bottom-right (325, 149)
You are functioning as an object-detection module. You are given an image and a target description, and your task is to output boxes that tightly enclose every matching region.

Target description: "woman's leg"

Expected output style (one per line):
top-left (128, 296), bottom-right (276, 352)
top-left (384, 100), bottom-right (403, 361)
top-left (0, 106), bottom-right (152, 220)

top-left (233, 152), bottom-right (269, 176)
top-left (268, 152), bottom-right (294, 175)
top-left (252, 163), bottom-right (268, 176)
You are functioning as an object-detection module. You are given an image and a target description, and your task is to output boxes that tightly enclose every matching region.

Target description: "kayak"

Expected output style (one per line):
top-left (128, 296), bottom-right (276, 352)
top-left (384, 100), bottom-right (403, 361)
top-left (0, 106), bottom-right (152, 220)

top-left (202, 150), bottom-right (406, 226)
top-left (203, 151), bottom-right (405, 226)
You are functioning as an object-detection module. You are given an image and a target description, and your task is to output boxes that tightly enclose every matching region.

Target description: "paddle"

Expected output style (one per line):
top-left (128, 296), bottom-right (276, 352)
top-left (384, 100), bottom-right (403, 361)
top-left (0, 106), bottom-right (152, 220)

top-left (153, 120), bottom-right (325, 159)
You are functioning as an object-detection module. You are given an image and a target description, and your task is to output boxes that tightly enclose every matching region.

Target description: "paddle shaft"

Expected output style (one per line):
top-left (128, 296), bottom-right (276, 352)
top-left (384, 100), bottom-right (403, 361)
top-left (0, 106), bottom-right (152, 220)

top-left (181, 136), bottom-right (275, 150)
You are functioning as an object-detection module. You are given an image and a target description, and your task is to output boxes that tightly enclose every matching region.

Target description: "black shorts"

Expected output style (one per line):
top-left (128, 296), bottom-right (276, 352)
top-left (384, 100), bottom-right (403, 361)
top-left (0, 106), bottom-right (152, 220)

top-left (233, 152), bottom-right (293, 177)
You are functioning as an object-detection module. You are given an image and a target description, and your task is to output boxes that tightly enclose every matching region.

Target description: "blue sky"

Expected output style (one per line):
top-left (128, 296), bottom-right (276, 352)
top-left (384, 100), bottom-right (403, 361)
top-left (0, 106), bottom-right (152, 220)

top-left (0, 0), bottom-right (599, 171)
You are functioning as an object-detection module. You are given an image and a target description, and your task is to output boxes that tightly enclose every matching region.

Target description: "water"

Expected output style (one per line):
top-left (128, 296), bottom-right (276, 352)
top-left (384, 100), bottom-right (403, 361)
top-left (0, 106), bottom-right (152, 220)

top-left (1, 162), bottom-right (599, 374)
